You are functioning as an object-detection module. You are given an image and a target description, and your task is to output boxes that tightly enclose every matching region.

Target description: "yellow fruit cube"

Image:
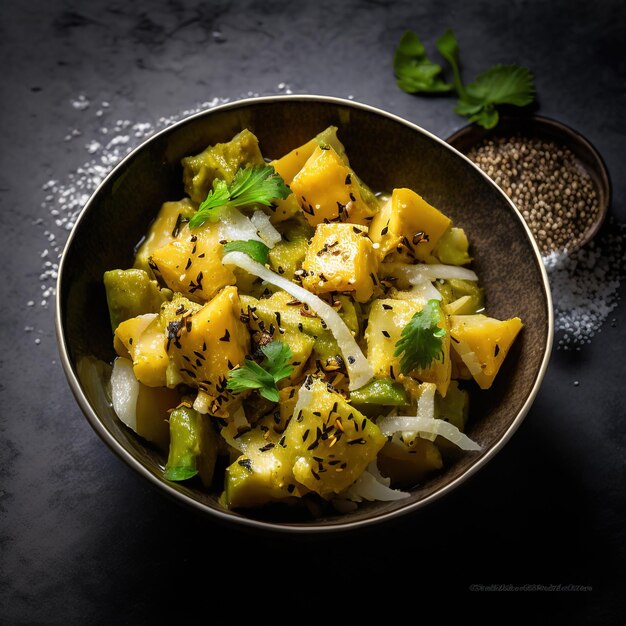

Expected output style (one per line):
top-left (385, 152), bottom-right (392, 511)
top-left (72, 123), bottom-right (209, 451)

top-left (302, 223), bottom-right (379, 302)
top-left (272, 126), bottom-right (348, 183)
top-left (134, 198), bottom-right (196, 275)
top-left (378, 433), bottom-right (443, 486)
top-left (282, 379), bottom-right (386, 498)
top-left (149, 222), bottom-right (236, 303)
top-left (365, 298), bottom-right (451, 397)
top-left (370, 188), bottom-right (451, 262)
top-left (270, 127), bottom-right (349, 225)
top-left (115, 314), bottom-right (168, 387)
top-left (449, 314), bottom-right (523, 389)
top-left (168, 286), bottom-right (251, 415)
top-left (223, 425), bottom-right (303, 509)
top-left (290, 146), bottom-right (377, 226)
top-left (272, 138), bottom-right (319, 184)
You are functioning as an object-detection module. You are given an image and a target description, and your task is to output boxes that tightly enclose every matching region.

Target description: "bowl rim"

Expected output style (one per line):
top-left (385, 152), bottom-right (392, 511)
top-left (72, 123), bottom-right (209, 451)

top-left (55, 94), bottom-right (554, 533)
top-left (445, 114), bottom-right (612, 253)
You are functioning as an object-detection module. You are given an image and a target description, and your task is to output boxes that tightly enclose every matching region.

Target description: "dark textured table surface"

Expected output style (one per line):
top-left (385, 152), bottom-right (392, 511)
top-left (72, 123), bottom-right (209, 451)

top-left (2, 0), bottom-right (625, 621)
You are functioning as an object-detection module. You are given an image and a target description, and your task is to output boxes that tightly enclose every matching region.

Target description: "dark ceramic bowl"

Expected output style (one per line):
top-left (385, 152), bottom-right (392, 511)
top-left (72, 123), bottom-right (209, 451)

top-left (56, 95), bottom-right (553, 532)
top-left (446, 115), bottom-right (611, 253)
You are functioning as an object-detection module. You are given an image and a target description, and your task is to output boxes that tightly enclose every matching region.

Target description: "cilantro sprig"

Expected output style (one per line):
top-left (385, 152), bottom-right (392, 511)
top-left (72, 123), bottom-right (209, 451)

top-left (189, 164), bottom-right (291, 229)
top-left (227, 340), bottom-right (294, 402)
top-left (223, 240), bottom-right (270, 264)
top-left (394, 299), bottom-right (446, 373)
top-left (394, 29), bottom-right (535, 129)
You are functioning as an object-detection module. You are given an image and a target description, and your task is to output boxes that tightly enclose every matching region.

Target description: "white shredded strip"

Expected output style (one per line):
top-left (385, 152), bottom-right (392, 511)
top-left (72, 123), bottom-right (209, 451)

top-left (222, 251), bottom-right (374, 390)
top-left (416, 383), bottom-right (436, 421)
top-left (407, 278), bottom-right (443, 302)
top-left (251, 210), bottom-right (282, 247)
top-left (377, 414), bottom-right (481, 451)
top-left (110, 357), bottom-right (140, 431)
top-left (343, 462), bottom-right (409, 502)
top-left (292, 380), bottom-right (314, 423)
top-left (218, 206), bottom-right (268, 246)
top-left (232, 404), bottom-right (250, 431)
top-left (383, 262), bottom-right (478, 283)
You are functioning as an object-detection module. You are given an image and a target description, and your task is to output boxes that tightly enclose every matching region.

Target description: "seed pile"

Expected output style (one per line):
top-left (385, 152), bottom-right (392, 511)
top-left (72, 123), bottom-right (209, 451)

top-left (468, 135), bottom-right (600, 255)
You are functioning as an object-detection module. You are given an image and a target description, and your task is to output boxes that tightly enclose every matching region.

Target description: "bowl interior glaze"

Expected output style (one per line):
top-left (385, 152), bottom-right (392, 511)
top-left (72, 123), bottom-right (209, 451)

top-left (57, 96), bottom-right (553, 531)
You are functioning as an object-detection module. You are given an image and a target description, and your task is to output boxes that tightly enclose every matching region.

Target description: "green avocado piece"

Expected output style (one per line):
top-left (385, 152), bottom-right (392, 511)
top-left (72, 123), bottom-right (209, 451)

top-left (434, 226), bottom-right (472, 266)
top-left (268, 217), bottom-right (314, 280)
top-left (349, 378), bottom-right (408, 406)
top-left (436, 278), bottom-right (484, 314)
top-left (240, 290), bottom-right (359, 368)
top-left (435, 381), bottom-right (469, 432)
top-left (164, 406), bottom-right (218, 487)
top-left (223, 425), bottom-right (298, 509)
top-left (181, 129), bottom-right (265, 203)
top-left (104, 269), bottom-right (171, 331)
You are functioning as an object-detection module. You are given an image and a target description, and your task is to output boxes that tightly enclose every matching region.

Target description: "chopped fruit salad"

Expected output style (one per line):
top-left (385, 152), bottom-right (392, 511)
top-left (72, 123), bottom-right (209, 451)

top-left (105, 126), bottom-right (523, 512)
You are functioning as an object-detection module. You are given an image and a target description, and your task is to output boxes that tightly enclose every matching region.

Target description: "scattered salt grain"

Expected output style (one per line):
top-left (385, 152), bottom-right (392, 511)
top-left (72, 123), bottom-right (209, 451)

top-left (543, 218), bottom-right (625, 349)
top-left (71, 94), bottom-right (91, 111)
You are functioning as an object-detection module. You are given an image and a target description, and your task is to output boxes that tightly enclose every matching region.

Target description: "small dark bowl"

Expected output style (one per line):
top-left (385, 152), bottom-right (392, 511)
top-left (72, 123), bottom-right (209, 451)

top-left (56, 96), bottom-right (553, 532)
top-left (446, 115), bottom-right (611, 252)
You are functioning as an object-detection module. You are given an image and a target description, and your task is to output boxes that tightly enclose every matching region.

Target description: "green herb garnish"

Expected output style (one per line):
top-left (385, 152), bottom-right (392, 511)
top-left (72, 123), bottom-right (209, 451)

top-left (394, 29), bottom-right (535, 129)
top-left (189, 164), bottom-right (291, 229)
top-left (223, 240), bottom-right (270, 264)
top-left (227, 340), bottom-right (294, 402)
top-left (394, 31), bottom-right (453, 94)
top-left (394, 299), bottom-right (446, 373)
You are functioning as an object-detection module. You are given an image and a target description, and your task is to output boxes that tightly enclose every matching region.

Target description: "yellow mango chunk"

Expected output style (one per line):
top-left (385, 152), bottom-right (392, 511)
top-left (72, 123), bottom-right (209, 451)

top-left (290, 146), bottom-right (377, 226)
top-left (223, 425), bottom-right (303, 509)
top-left (149, 222), bottom-right (236, 303)
top-left (365, 298), bottom-right (451, 397)
top-left (115, 314), bottom-right (168, 387)
top-left (302, 223), bottom-right (379, 302)
top-left (378, 433), bottom-right (443, 486)
top-left (283, 379), bottom-right (386, 498)
top-left (270, 127), bottom-right (349, 225)
top-left (272, 138), bottom-right (319, 184)
top-left (370, 188), bottom-right (452, 262)
top-left (272, 126), bottom-right (348, 183)
top-left (135, 384), bottom-right (180, 451)
top-left (134, 198), bottom-right (196, 275)
top-left (168, 286), bottom-right (250, 415)
top-left (449, 314), bottom-right (523, 389)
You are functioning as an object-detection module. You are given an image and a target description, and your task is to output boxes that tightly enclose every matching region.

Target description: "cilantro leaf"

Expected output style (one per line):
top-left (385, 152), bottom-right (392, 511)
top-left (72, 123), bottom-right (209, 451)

top-left (394, 31), bottom-right (453, 94)
top-left (393, 299), bottom-right (446, 373)
top-left (228, 164), bottom-right (291, 207)
top-left (393, 28), bottom-right (536, 129)
top-left (464, 64), bottom-right (535, 107)
top-left (189, 164), bottom-right (291, 229)
top-left (227, 340), bottom-right (294, 402)
top-left (435, 29), bottom-right (465, 97)
top-left (455, 65), bottom-right (535, 129)
top-left (223, 240), bottom-right (270, 264)
top-left (260, 341), bottom-right (293, 380)
top-left (188, 178), bottom-right (230, 227)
